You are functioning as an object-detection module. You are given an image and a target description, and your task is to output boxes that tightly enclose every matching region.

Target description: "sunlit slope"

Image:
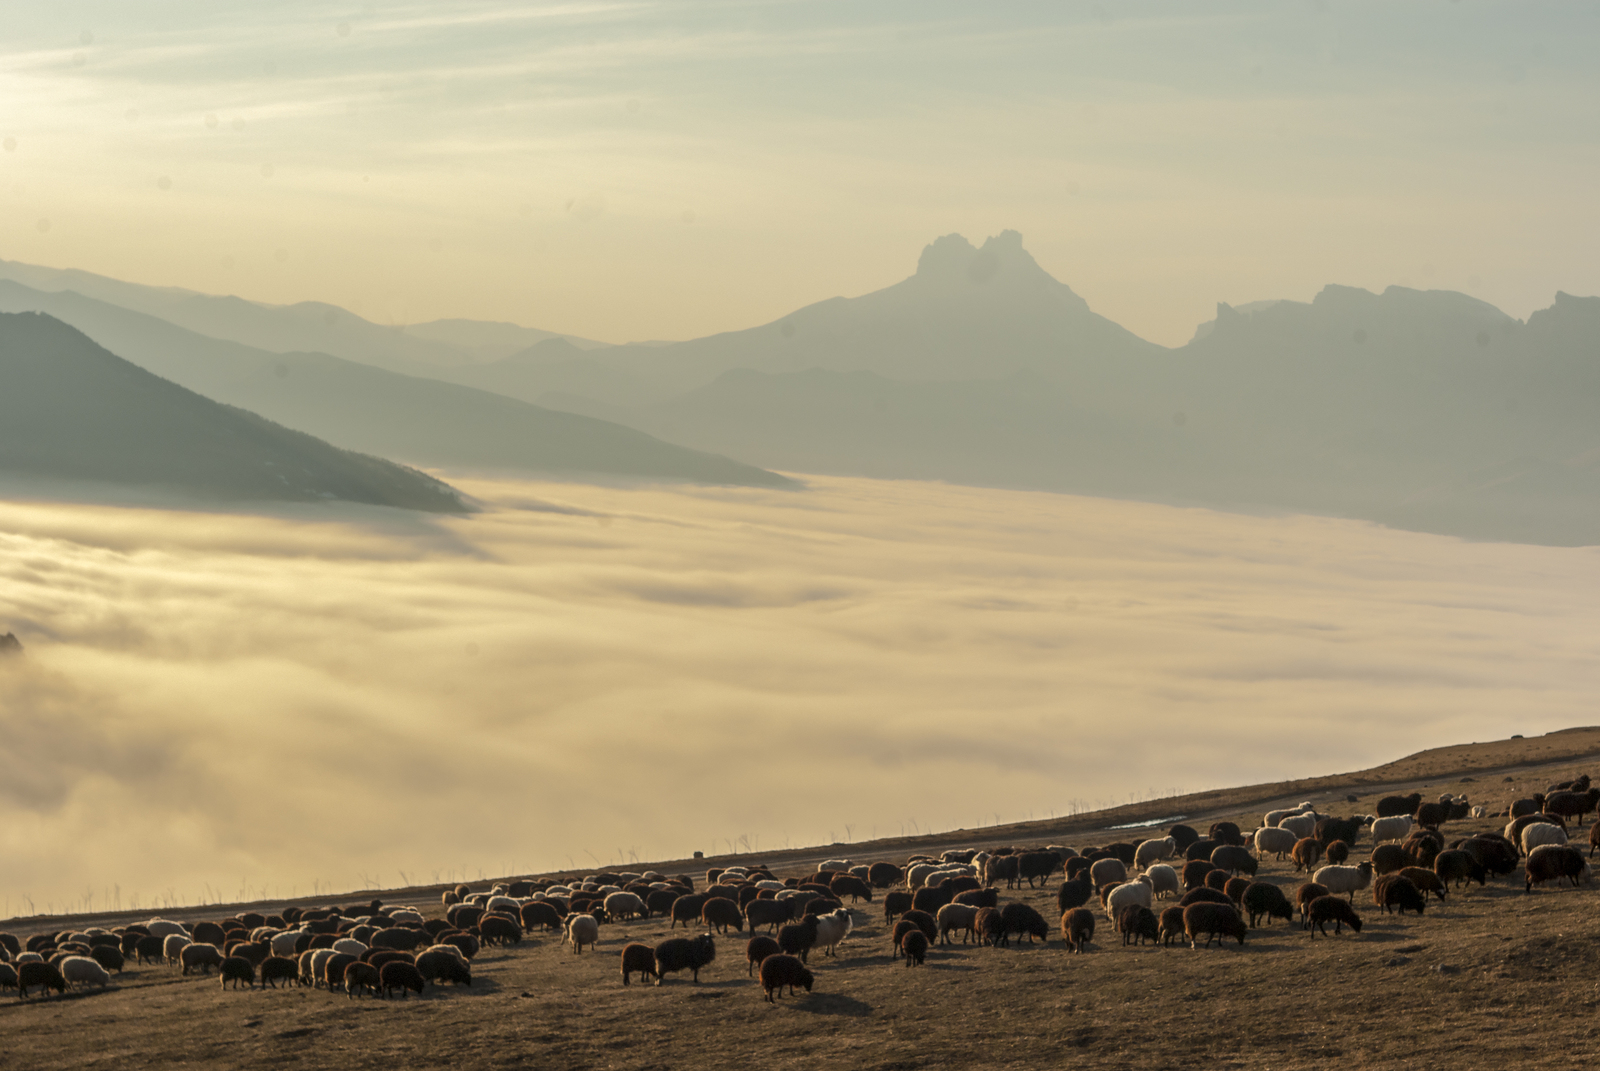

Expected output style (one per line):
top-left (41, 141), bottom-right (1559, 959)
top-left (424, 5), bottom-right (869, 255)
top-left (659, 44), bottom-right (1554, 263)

top-left (0, 312), bottom-right (465, 511)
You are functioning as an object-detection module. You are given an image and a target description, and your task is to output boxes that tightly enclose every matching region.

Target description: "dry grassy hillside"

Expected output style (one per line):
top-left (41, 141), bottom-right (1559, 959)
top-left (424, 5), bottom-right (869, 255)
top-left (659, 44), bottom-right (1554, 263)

top-left (6, 729), bottom-right (1600, 1071)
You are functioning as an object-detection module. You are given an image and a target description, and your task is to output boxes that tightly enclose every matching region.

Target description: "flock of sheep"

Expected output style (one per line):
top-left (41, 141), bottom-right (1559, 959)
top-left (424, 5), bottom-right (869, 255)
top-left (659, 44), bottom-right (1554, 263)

top-left (2, 777), bottom-right (1596, 1005)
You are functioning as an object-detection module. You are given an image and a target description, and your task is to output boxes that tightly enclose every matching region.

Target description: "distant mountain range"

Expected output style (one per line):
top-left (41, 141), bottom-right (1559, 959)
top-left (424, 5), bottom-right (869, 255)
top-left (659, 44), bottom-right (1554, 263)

top-left (0, 312), bottom-right (465, 512)
top-left (4, 235), bottom-right (1598, 543)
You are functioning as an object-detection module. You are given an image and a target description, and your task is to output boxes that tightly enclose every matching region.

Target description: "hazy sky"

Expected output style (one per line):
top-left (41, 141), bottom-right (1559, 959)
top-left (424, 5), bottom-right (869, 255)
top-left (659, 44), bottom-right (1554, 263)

top-left (4, 473), bottom-right (1599, 913)
top-left (1, 2), bottom-right (1596, 345)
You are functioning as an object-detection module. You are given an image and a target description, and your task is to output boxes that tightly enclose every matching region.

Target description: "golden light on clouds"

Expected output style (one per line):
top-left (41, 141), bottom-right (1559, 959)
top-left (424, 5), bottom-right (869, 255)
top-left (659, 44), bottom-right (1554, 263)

top-left (3, 474), bottom-right (1598, 914)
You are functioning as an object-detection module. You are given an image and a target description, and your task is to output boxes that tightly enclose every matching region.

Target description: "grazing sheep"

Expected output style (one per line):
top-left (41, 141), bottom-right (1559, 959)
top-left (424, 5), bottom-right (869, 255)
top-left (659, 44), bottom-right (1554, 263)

top-left (479, 914), bottom-right (523, 948)
top-left (654, 934), bottom-right (716, 983)
top-left (1017, 852), bottom-right (1061, 888)
top-left (900, 910), bottom-right (938, 943)
top-left (955, 887), bottom-right (999, 910)
top-left (1401, 830), bottom-right (1444, 868)
top-left (997, 903), bottom-right (1049, 947)
top-left (745, 936), bottom-right (780, 977)
top-left (1184, 839), bottom-right (1219, 862)
top-left (746, 899), bottom-right (796, 935)
top-left (144, 920), bottom-right (188, 940)
top-left (1181, 860), bottom-right (1217, 891)
top-left (219, 957), bottom-right (255, 991)
top-left (1510, 796), bottom-right (1545, 819)
top-left (1524, 844), bottom-right (1592, 893)
top-left (912, 886), bottom-right (953, 915)
top-left (88, 946), bottom-right (124, 974)
top-left (1305, 896), bottom-right (1362, 938)
top-left (1325, 840), bottom-right (1350, 865)
top-left (322, 954), bottom-right (358, 993)
top-left (1433, 849), bottom-right (1486, 889)
top-left (1134, 837), bottom-right (1176, 868)
top-left (1240, 883), bottom-right (1293, 928)
top-left (1222, 876), bottom-right (1253, 907)
top-left (371, 926), bottom-right (427, 952)
top-left (973, 907), bottom-right (1003, 947)
top-left (1089, 858), bottom-right (1128, 889)
top-left (344, 961), bottom-right (382, 998)
top-left (1377, 793), bottom-right (1423, 817)
top-left (701, 898), bottom-right (745, 935)
top-left (162, 933), bottom-right (192, 966)
top-left (379, 961), bottom-right (426, 998)
top-left (900, 929), bottom-right (929, 966)
top-left (670, 893), bottom-right (711, 929)
top-left (604, 892), bottom-right (646, 922)
top-left (619, 943), bottom-right (657, 986)
top-left (1156, 906), bottom-right (1186, 947)
top-left (416, 950), bottom-right (471, 987)
top-left (1204, 869), bottom-right (1232, 893)
top-left (936, 903), bottom-right (980, 946)
top-left (1183, 903), bottom-right (1247, 949)
top-left (1464, 834), bottom-right (1524, 876)
top-left (1105, 878), bottom-right (1154, 918)
top-left (980, 856), bottom-right (1020, 889)
top-left (759, 953), bottom-right (813, 1001)
top-left (1369, 844), bottom-right (1410, 876)
top-left (17, 961), bottom-right (67, 999)
top-left (1277, 814), bottom-right (1317, 840)
top-left (180, 943), bottom-right (224, 976)
top-left (59, 956), bottom-right (110, 990)
top-left (1544, 789), bottom-right (1600, 825)
top-left (1209, 822), bottom-right (1246, 847)
top-left (1178, 888), bottom-right (1231, 908)
top-left (1370, 815), bottom-right (1414, 844)
top-left (331, 938), bottom-right (368, 958)
top-left (1521, 822), bottom-right (1569, 855)
top-left (1116, 904), bottom-right (1159, 946)
top-left (1210, 845), bottom-right (1258, 877)
top-left (1253, 827), bottom-right (1298, 861)
top-left (1294, 883), bottom-right (1330, 923)
top-left (1398, 867), bottom-right (1447, 902)
top-left (521, 901), bottom-right (564, 933)
top-left (829, 875), bottom-right (873, 904)
top-left (1061, 908), bottom-right (1095, 953)
top-left (778, 917), bottom-right (820, 963)
top-left (867, 862), bottom-right (904, 888)
top-left (1371, 875), bottom-right (1427, 915)
top-left (1144, 864), bottom-right (1180, 900)
top-left (564, 915), bottom-right (599, 955)
top-left (1313, 862), bottom-right (1374, 902)
top-left (259, 956), bottom-right (298, 989)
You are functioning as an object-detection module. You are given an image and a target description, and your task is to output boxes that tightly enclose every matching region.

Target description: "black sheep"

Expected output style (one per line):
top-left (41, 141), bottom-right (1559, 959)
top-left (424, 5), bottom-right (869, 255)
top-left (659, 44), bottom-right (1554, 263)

top-left (746, 899), bottom-right (796, 934)
top-left (802, 898), bottom-right (843, 918)
top-left (259, 956), bottom-right (298, 989)
top-left (759, 953), bottom-right (813, 1001)
top-left (670, 893), bottom-right (710, 929)
top-left (654, 934), bottom-right (717, 983)
top-left (777, 917), bottom-right (820, 963)
top-left (1181, 860), bottom-right (1216, 890)
top-left (478, 915), bottom-right (522, 947)
top-left (882, 890), bottom-right (914, 923)
top-left (997, 902), bottom-right (1049, 946)
top-left (1372, 875), bottom-right (1426, 915)
top-left (1525, 844), bottom-right (1590, 892)
top-left (1458, 835), bottom-right (1519, 876)
top-left (521, 901), bottom-right (564, 933)
top-left (900, 909), bottom-right (937, 942)
top-left (868, 862), bottom-right (904, 888)
top-left (1116, 904), bottom-right (1159, 946)
top-left (1168, 824), bottom-right (1201, 852)
top-left (1413, 802), bottom-right (1449, 831)
top-left (379, 961), bottom-right (426, 998)
top-left (912, 886), bottom-right (953, 915)
top-left (1208, 822), bottom-right (1246, 848)
top-left (1182, 903), bottom-right (1247, 948)
top-left (619, 943), bottom-right (657, 986)
top-left (1432, 849), bottom-right (1486, 889)
top-left (1305, 895), bottom-right (1362, 937)
top-left (745, 935), bottom-right (780, 976)
top-left (1184, 839), bottom-right (1219, 862)
top-left (1240, 882), bottom-right (1293, 928)
top-left (830, 875), bottom-right (874, 903)
top-left (955, 887), bottom-right (999, 909)
top-left (901, 929), bottom-right (929, 966)
top-left (1061, 908), bottom-right (1095, 953)
top-left (1178, 887), bottom-right (1231, 908)
top-left (219, 957), bottom-right (255, 991)
top-left (1377, 792), bottom-right (1423, 817)
top-left (1064, 857), bottom-right (1093, 882)
top-left (1369, 844), bottom-right (1410, 875)
top-left (1056, 877), bottom-right (1092, 914)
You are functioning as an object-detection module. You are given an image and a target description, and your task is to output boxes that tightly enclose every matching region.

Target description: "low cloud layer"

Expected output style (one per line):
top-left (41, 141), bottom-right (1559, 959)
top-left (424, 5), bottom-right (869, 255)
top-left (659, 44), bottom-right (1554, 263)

top-left (3, 475), bottom-right (1598, 915)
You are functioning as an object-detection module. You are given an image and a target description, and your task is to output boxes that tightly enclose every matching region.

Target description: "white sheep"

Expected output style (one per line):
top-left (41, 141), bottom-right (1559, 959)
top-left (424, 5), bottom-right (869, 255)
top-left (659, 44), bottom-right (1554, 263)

top-left (849, 865), bottom-right (871, 880)
top-left (1522, 822), bottom-right (1569, 855)
top-left (1370, 815), bottom-right (1414, 844)
top-left (1253, 827), bottom-right (1299, 860)
top-left (1144, 864), bottom-right (1180, 900)
top-left (1134, 837), bottom-right (1176, 868)
top-left (1312, 863), bottom-right (1373, 902)
top-left (813, 908), bottom-right (853, 956)
top-left (755, 880), bottom-right (785, 892)
top-left (331, 938), bottom-right (368, 958)
top-left (1089, 858), bottom-right (1128, 888)
top-left (389, 909), bottom-right (425, 926)
top-left (59, 955), bottom-right (111, 990)
top-left (162, 933), bottom-right (192, 965)
top-left (307, 948), bottom-right (339, 988)
top-left (145, 919), bottom-right (187, 940)
top-left (1277, 814), bottom-right (1317, 839)
top-left (1104, 877), bottom-right (1154, 917)
top-left (270, 932), bottom-right (303, 959)
top-left (906, 863), bottom-right (940, 889)
top-left (426, 943), bottom-right (467, 963)
top-left (1471, 805), bottom-right (1487, 819)
top-left (566, 914), bottom-right (599, 954)
top-left (486, 896), bottom-right (521, 915)
top-left (820, 858), bottom-right (854, 872)
top-left (641, 871), bottom-right (666, 882)
top-left (603, 892), bottom-right (646, 921)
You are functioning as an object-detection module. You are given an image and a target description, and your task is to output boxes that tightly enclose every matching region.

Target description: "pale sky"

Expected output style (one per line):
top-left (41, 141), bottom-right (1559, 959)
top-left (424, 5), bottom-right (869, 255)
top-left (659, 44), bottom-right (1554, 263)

top-left (1, 1), bottom-right (1595, 346)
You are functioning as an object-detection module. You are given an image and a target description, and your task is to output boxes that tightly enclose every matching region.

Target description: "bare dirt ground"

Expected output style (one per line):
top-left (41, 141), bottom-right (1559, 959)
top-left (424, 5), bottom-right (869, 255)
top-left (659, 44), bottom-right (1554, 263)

top-left (6, 727), bottom-right (1600, 1071)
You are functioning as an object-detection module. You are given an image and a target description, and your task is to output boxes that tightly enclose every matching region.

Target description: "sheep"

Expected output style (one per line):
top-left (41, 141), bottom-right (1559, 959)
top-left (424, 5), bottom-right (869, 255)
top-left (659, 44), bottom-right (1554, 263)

top-left (1183, 903), bottom-right (1247, 949)
top-left (759, 953), bottom-right (813, 1001)
top-left (900, 929), bottom-right (929, 966)
top-left (936, 903), bottom-right (980, 946)
top-left (372, 926), bottom-right (428, 951)
top-left (1377, 792), bottom-right (1423, 817)
top-left (1401, 830), bottom-right (1444, 868)
top-left (653, 933), bottom-right (716, 983)
top-left (17, 961), bottom-right (66, 999)
top-left (1315, 817), bottom-right (1363, 847)
top-left (1180, 860), bottom-right (1216, 891)
top-left (379, 960), bottom-right (426, 998)
top-left (1210, 845), bottom-right (1258, 877)
top-left (1134, 837), bottom-right (1176, 869)
top-left (1510, 796), bottom-right (1545, 819)
top-left (1179, 887), bottom-right (1231, 908)
top-left (882, 890), bottom-right (914, 923)
top-left (744, 935), bottom-right (781, 977)
top-left (1305, 896), bottom-right (1362, 938)
top-left (1294, 883), bottom-right (1330, 923)
top-left (1324, 840), bottom-right (1350, 865)
top-left (555, 915), bottom-right (595, 955)
top-left (1288, 838), bottom-right (1323, 874)
top-left (1521, 822), bottom-right (1569, 855)
top-left (1313, 862), bottom-right (1373, 902)
top-left (259, 956), bottom-right (298, 989)
top-left (1104, 878), bottom-right (1154, 919)
top-left (997, 903), bottom-right (1049, 947)
top-left (343, 961), bottom-right (381, 998)
top-left (618, 942), bottom-right (658, 986)
top-left (331, 938), bottom-right (368, 958)
top-left (603, 892), bottom-right (646, 922)
top-left (955, 887), bottom-right (999, 909)
top-left (1544, 788), bottom-right (1600, 825)
top-left (180, 943), bottom-right (224, 976)
top-left (1116, 904), bottom-right (1159, 946)
top-left (1204, 869), bottom-right (1231, 893)
top-left (1277, 814), bottom-right (1317, 840)
top-left (269, 931), bottom-right (302, 959)
top-left (1463, 834), bottom-right (1522, 876)
top-left (1240, 882), bottom-right (1293, 928)
top-left (1061, 908), bottom-right (1095, 953)
top-left (1591, 821), bottom-right (1600, 860)
top-left (812, 909), bottom-right (853, 956)
top-left (829, 875), bottom-right (873, 904)
top-left (1168, 824), bottom-right (1201, 852)
top-left (521, 901), bottom-right (564, 933)
top-left (160, 933), bottom-right (192, 966)
top-left (1144, 864), bottom-right (1180, 901)
top-left (868, 862), bottom-right (904, 888)
top-left (144, 919), bottom-right (188, 940)
top-left (220, 957), bottom-right (255, 990)
top-left (1369, 844), bottom-right (1410, 876)
top-left (979, 857), bottom-right (1019, 889)
top-left (1253, 827), bottom-right (1298, 861)
top-left (900, 909), bottom-right (938, 943)
top-left (1414, 802), bottom-right (1449, 831)
top-left (418, 949), bottom-right (472, 987)
top-left (1432, 849), bottom-right (1486, 889)
top-left (479, 915), bottom-right (523, 948)
top-left (1370, 815), bottom-right (1414, 844)
top-left (1397, 866), bottom-right (1447, 902)
top-left (0, 963), bottom-right (16, 994)
top-left (1105, 842), bottom-right (1138, 865)
top-left (701, 897), bottom-right (745, 935)
top-left (1017, 852), bottom-right (1061, 888)
top-left (1371, 874), bottom-right (1427, 916)
top-left (1525, 844), bottom-right (1592, 893)
top-left (745, 899), bottom-right (796, 935)
top-left (322, 953), bottom-right (358, 993)
top-left (1210, 822), bottom-right (1246, 847)
top-left (59, 955), bottom-right (110, 990)
top-left (778, 917), bottom-right (820, 962)
top-left (1184, 839), bottom-right (1219, 862)
top-left (88, 946), bottom-right (124, 974)
top-left (1089, 858), bottom-right (1128, 889)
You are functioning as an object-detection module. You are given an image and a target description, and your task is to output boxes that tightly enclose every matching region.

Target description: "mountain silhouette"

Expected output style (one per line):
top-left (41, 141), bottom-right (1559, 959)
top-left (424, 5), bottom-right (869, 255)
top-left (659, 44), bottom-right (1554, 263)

top-left (0, 312), bottom-right (466, 512)
top-left (0, 283), bottom-right (794, 490)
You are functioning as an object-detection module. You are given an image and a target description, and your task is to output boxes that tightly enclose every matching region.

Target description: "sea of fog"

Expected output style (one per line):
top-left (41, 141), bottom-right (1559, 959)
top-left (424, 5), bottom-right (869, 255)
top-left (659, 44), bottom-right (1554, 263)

top-left (2, 474), bottom-right (1598, 916)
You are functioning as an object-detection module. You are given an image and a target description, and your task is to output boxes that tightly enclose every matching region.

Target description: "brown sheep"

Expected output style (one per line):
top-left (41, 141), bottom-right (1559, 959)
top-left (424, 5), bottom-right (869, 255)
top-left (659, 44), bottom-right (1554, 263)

top-left (219, 957), bottom-right (255, 991)
top-left (882, 891), bottom-right (914, 923)
top-left (1178, 887), bottom-right (1231, 908)
top-left (759, 953), bottom-right (813, 1002)
top-left (1182, 903), bottom-right (1247, 948)
top-left (829, 875), bottom-right (873, 904)
top-left (745, 935), bottom-right (780, 977)
top-left (1223, 876), bottom-right (1252, 907)
top-left (1061, 908), bottom-right (1095, 953)
top-left (1157, 906), bottom-right (1186, 947)
top-left (1369, 844), bottom-right (1410, 876)
top-left (1371, 874), bottom-right (1427, 915)
top-left (259, 956), bottom-right (298, 989)
top-left (1324, 840), bottom-right (1350, 865)
top-left (1116, 904), bottom-right (1159, 946)
top-left (1305, 895), bottom-right (1362, 937)
top-left (1291, 838), bottom-right (1323, 873)
top-left (1294, 882), bottom-right (1330, 923)
top-left (620, 942), bottom-right (657, 986)
top-left (701, 898), bottom-right (745, 935)
top-left (973, 907), bottom-right (1003, 947)
top-left (1399, 867), bottom-right (1447, 902)
top-left (344, 961), bottom-right (381, 998)
top-left (935, 903), bottom-right (980, 946)
top-left (1525, 844), bottom-right (1591, 893)
top-left (901, 929), bottom-right (929, 966)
